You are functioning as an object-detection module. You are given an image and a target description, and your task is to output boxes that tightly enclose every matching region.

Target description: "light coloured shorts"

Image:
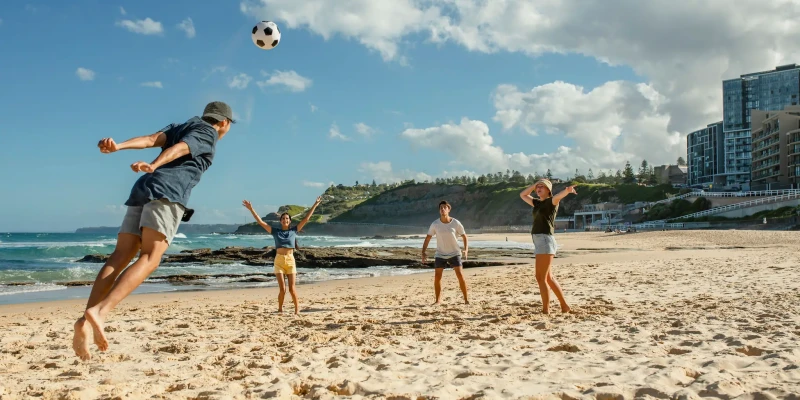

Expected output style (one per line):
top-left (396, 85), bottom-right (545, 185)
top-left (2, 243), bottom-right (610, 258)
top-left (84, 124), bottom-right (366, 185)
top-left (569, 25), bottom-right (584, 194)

top-left (532, 233), bottom-right (558, 256)
top-left (119, 199), bottom-right (185, 244)
top-left (274, 253), bottom-right (297, 275)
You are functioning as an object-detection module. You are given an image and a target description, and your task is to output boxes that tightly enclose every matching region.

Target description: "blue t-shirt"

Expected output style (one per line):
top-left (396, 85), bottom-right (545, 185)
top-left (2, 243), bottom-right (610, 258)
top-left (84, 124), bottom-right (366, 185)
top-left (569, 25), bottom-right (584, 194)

top-left (125, 117), bottom-right (218, 208)
top-left (272, 226), bottom-right (298, 248)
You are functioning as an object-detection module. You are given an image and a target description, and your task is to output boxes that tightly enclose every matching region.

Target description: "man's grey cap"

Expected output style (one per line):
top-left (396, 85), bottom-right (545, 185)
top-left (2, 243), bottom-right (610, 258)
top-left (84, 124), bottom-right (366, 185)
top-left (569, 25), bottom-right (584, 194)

top-left (203, 101), bottom-right (235, 123)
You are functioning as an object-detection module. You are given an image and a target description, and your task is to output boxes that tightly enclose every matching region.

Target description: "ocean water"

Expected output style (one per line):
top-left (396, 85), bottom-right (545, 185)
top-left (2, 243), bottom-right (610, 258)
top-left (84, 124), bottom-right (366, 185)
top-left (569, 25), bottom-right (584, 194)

top-left (0, 232), bottom-right (533, 305)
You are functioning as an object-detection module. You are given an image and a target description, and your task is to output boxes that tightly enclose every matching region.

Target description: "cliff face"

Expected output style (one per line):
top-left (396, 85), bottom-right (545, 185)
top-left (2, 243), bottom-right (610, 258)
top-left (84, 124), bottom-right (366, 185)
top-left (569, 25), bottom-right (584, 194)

top-left (330, 183), bottom-right (565, 228)
top-left (231, 183), bottom-right (680, 233)
top-left (329, 182), bottom-right (680, 228)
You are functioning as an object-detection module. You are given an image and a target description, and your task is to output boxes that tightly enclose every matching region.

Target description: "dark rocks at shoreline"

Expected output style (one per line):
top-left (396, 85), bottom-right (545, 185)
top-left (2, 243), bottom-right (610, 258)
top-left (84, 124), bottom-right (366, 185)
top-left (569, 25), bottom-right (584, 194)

top-left (3, 281), bottom-right (96, 287)
top-left (1, 273), bottom-right (291, 289)
top-left (75, 246), bottom-right (531, 270)
top-left (23, 247), bottom-right (531, 289)
top-left (359, 235), bottom-right (426, 240)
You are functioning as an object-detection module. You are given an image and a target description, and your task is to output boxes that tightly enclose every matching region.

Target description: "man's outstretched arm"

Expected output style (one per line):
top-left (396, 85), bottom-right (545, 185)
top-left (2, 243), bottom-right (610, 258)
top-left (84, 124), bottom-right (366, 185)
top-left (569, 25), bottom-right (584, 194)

top-left (98, 132), bottom-right (166, 153)
top-left (131, 142), bottom-right (190, 173)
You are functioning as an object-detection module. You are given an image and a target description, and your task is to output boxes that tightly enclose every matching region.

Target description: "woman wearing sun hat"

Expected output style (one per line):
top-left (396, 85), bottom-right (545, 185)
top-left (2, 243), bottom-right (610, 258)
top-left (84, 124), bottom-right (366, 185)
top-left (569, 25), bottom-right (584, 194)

top-left (519, 178), bottom-right (577, 314)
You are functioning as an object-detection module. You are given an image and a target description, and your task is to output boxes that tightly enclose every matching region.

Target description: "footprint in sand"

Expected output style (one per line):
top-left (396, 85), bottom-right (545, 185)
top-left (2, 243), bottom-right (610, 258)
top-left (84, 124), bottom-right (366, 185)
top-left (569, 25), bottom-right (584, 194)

top-left (736, 346), bottom-right (770, 356)
top-left (668, 348), bottom-right (692, 355)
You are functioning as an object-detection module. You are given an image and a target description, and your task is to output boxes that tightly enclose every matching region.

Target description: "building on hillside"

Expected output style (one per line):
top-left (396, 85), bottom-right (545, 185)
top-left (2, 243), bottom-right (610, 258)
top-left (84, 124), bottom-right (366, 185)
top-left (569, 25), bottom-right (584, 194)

top-left (653, 164), bottom-right (688, 185)
top-left (723, 63), bottom-right (800, 189)
top-left (750, 105), bottom-right (800, 190)
top-left (573, 203), bottom-right (624, 229)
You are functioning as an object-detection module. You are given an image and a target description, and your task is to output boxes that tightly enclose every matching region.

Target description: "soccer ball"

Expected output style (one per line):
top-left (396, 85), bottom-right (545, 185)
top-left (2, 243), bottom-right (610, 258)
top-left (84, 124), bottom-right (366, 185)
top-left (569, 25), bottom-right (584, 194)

top-left (251, 21), bottom-right (281, 50)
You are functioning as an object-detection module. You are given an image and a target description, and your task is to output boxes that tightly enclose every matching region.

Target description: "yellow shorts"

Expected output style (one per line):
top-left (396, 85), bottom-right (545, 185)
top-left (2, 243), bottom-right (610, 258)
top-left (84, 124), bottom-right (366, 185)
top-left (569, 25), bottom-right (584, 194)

top-left (274, 253), bottom-right (296, 275)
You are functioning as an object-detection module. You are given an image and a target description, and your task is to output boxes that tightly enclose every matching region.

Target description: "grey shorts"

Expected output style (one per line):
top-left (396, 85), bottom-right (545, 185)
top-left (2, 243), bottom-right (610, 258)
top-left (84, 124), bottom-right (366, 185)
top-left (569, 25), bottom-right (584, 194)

top-left (119, 199), bottom-right (185, 244)
top-left (532, 233), bottom-right (557, 255)
top-left (434, 255), bottom-right (462, 269)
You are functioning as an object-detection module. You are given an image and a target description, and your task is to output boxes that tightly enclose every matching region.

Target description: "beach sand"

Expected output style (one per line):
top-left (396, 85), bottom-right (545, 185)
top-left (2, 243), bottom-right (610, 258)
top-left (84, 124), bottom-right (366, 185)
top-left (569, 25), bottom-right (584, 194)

top-left (1, 230), bottom-right (799, 399)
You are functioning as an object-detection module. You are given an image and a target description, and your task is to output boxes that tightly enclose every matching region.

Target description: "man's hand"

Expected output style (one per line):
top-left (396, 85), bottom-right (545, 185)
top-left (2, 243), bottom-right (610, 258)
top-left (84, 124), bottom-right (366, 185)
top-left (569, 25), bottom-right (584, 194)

top-left (314, 196), bottom-right (323, 205)
top-left (98, 138), bottom-right (119, 153)
top-left (130, 161), bottom-right (155, 173)
top-left (242, 200), bottom-right (254, 210)
top-left (566, 185), bottom-right (578, 195)
top-left (421, 253), bottom-right (427, 264)
top-left (463, 249), bottom-right (469, 261)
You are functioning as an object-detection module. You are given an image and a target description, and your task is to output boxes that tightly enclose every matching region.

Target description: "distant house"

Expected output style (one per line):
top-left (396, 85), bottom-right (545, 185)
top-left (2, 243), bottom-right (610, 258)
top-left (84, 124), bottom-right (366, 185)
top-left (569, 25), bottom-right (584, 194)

top-left (653, 164), bottom-right (688, 185)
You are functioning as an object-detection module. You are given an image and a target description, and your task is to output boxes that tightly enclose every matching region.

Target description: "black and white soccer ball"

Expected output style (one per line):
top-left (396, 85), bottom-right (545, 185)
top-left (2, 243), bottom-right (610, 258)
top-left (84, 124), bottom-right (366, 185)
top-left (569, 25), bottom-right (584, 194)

top-left (251, 21), bottom-right (281, 50)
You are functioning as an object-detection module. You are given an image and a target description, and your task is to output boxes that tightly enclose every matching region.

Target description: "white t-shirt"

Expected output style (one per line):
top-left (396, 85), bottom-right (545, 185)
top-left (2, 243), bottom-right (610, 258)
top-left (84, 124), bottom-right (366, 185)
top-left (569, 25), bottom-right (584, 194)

top-left (427, 218), bottom-right (466, 258)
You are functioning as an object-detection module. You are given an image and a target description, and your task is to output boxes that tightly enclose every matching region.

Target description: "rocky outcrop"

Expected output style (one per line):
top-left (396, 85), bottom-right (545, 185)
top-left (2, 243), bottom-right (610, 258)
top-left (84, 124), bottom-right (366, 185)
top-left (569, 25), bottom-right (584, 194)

top-left (76, 246), bottom-right (529, 269)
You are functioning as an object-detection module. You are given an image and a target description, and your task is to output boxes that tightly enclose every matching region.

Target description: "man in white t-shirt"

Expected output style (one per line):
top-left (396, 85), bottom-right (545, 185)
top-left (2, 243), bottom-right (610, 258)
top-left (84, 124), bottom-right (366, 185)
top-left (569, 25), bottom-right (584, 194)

top-left (421, 200), bottom-right (470, 305)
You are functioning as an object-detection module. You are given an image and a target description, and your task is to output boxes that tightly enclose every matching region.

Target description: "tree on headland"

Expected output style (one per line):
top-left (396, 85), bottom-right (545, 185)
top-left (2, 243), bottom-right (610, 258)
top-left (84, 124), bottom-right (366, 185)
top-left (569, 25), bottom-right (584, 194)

top-left (638, 160), bottom-right (649, 183)
top-left (546, 169), bottom-right (553, 180)
top-left (623, 162), bottom-right (636, 184)
top-left (677, 157), bottom-right (686, 166)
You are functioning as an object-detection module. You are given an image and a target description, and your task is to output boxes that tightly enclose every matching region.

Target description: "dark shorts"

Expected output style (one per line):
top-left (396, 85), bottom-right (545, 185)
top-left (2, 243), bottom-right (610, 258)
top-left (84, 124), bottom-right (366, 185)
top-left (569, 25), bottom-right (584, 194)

top-left (434, 255), bottom-right (463, 269)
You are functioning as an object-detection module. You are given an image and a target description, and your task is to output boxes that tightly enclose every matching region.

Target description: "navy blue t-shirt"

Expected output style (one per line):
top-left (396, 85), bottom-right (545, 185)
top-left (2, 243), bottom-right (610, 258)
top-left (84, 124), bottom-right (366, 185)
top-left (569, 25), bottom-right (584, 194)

top-left (125, 117), bottom-right (217, 208)
top-left (272, 226), bottom-right (298, 248)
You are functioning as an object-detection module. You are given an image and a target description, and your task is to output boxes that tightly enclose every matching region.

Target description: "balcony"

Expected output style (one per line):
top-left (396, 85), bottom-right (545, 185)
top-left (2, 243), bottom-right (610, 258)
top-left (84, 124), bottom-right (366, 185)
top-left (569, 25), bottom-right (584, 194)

top-left (752, 161), bottom-right (780, 174)
top-left (753, 139), bottom-right (780, 151)
top-left (752, 169), bottom-right (781, 181)
top-left (752, 149), bottom-right (780, 163)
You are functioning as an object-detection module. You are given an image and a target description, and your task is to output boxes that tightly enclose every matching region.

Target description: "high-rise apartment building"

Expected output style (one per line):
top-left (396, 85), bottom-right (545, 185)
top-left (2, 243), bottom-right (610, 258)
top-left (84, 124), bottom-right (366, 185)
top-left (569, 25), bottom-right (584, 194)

top-left (750, 106), bottom-right (800, 190)
top-left (722, 63), bottom-right (800, 189)
top-left (686, 122), bottom-right (725, 187)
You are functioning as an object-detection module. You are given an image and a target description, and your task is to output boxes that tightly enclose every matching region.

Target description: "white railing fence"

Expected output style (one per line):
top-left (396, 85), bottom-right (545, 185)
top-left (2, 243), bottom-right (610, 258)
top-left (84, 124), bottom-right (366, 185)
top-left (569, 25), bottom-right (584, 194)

top-left (669, 192), bottom-right (800, 220)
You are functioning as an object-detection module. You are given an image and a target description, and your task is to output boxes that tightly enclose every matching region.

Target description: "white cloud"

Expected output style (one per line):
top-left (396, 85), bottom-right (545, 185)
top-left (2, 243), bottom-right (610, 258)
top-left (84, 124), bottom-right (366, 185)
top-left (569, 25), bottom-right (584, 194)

top-left (239, 0), bottom-right (800, 147)
top-left (76, 67), bottom-right (95, 81)
top-left (401, 118), bottom-right (510, 173)
top-left (492, 81), bottom-right (681, 168)
top-left (116, 18), bottom-right (164, 35)
top-left (177, 17), bottom-right (196, 38)
top-left (328, 123), bottom-right (350, 141)
top-left (241, 0), bottom-right (438, 62)
top-left (119, 6), bottom-right (126, 15)
top-left (140, 81), bottom-right (163, 89)
top-left (401, 117), bottom-right (593, 178)
top-left (257, 70), bottom-right (312, 92)
top-left (102, 205), bottom-right (125, 215)
top-left (310, 103), bottom-right (318, 113)
top-left (302, 181), bottom-right (326, 188)
top-left (354, 122), bottom-right (375, 137)
top-left (228, 73), bottom-right (253, 89)
top-left (358, 161), bottom-right (433, 184)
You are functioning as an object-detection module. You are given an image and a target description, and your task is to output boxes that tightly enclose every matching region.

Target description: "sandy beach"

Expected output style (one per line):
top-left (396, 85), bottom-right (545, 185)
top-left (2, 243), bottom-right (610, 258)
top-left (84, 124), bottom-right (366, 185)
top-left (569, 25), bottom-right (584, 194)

top-left (1, 230), bottom-right (799, 399)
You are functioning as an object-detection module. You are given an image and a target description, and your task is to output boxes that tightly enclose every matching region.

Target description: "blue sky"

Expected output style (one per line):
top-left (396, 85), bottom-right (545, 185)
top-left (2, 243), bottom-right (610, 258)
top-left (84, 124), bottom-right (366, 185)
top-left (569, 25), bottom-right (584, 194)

top-left (0, 0), bottom-right (796, 232)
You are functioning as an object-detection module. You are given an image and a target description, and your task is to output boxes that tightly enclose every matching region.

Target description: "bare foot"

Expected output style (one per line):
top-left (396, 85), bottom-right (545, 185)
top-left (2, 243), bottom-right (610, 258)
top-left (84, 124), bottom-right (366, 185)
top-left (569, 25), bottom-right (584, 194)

top-left (432, 301), bottom-right (442, 306)
top-left (560, 304), bottom-right (571, 313)
top-left (541, 308), bottom-right (550, 315)
top-left (84, 307), bottom-right (108, 352)
top-left (464, 299), bottom-right (470, 305)
top-left (72, 318), bottom-right (92, 361)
